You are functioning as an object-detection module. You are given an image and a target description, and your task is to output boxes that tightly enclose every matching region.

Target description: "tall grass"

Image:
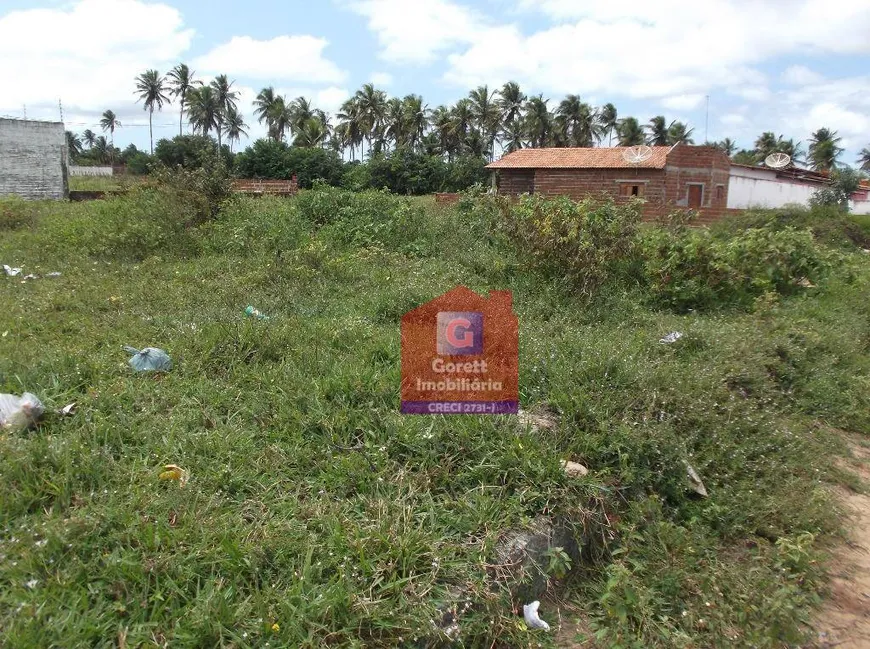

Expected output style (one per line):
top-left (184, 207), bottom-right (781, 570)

top-left (0, 188), bottom-right (868, 647)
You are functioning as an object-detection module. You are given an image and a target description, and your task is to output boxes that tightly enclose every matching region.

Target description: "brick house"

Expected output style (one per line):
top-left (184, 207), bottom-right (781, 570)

top-left (487, 145), bottom-right (731, 222)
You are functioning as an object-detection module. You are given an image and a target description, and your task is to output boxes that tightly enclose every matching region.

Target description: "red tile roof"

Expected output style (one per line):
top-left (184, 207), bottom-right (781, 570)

top-left (486, 147), bottom-right (671, 170)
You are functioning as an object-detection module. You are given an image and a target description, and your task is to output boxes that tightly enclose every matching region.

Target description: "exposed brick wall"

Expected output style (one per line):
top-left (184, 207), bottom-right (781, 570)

top-left (533, 168), bottom-right (666, 211)
top-left (494, 146), bottom-right (736, 224)
top-left (497, 169), bottom-right (535, 195)
top-left (231, 179), bottom-right (297, 195)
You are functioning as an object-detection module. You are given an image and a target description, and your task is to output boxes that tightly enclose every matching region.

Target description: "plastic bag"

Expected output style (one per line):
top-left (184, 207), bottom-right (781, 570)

top-left (0, 392), bottom-right (45, 431)
top-left (523, 601), bottom-right (550, 631)
top-left (124, 346), bottom-right (172, 372)
top-left (659, 331), bottom-right (684, 344)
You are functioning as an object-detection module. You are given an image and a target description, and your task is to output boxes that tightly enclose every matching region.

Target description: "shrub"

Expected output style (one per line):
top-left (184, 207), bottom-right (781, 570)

top-left (295, 183), bottom-right (430, 250)
top-left (234, 140), bottom-right (344, 188)
top-left (809, 168), bottom-right (862, 212)
top-left (368, 147), bottom-right (447, 195)
top-left (154, 135), bottom-right (233, 170)
top-left (150, 145), bottom-right (233, 223)
top-left (641, 226), bottom-right (836, 310)
top-left (341, 162), bottom-right (372, 192)
top-left (502, 194), bottom-right (643, 295)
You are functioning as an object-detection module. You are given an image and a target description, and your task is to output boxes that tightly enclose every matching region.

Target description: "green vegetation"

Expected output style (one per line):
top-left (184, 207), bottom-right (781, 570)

top-left (1, 187), bottom-right (869, 648)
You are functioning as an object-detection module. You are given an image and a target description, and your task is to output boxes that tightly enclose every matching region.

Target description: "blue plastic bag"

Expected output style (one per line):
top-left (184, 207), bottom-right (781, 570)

top-left (124, 346), bottom-right (172, 372)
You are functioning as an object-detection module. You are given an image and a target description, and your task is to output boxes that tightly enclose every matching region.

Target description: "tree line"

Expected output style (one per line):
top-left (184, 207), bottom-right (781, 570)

top-left (64, 63), bottom-right (870, 176)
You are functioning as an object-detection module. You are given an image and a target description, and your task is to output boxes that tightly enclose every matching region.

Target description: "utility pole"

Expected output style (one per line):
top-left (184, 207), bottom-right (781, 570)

top-left (705, 95), bottom-right (709, 143)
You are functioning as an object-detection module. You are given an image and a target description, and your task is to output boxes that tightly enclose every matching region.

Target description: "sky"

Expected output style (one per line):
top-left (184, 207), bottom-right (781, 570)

top-left (1, 0), bottom-right (869, 163)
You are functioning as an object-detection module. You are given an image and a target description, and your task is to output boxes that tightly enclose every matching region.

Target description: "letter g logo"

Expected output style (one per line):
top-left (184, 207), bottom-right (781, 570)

top-left (446, 318), bottom-right (474, 349)
top-left (437, 312), bottom-right (483, 355)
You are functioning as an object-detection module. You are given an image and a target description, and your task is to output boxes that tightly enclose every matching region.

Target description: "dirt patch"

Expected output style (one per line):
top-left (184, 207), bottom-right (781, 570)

top-left (814, 436), bottom-right (870, 649)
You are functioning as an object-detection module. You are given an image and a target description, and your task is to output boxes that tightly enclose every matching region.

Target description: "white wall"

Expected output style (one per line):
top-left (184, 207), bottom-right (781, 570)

top-left (69, 165), bottom-right (113, 177)
top-left (727, 166), bottom-right (820, 209)
top-left (0, 118), bottom-right (67, 199)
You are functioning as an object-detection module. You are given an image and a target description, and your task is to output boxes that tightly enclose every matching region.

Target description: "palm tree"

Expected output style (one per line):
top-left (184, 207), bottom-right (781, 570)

top-left (733, 149), bottom-right (757, 165)
top-left (599, 103), bottom-right (618, 146)
top-left (65, 131), bottom-right (83, 159)
top-left (468, 85), bottom-right (501, 159)
top-left (293, 117), bottom-right (329, 148)
top-left (134, 70), bottom-right (170, 154)
top-left (647, 116), bottom-right (671, 146)
top-left (556, 95), bottom-right (600, 147)
top-left (167, 63), bottom-right (200, 136)
top-left (403, 94), bottom-right (429, 149)
top-left (93, 136), bottom-right (110, 165)
top-left (716, 138), bottom-right (738, 157)
top-left (288, 97), bottom-right (321, 136)
top-left (667, 121), bottom-right (694, 145)
top-left (384, 97), bottom-right (408, 149)
top-left (616, 117), bottom-right (645, 146)
top-left (754, 132), bottom-right (780, 161)
top-left (776, 138), bottom-right (805, 166)
top-left (210, 74), bottom-right (238, 150)
top-left (81, 129), bottom-right (96, 149)
top-left (808, 128), bottom-right (843, 172)
top-left (431, 105), bottom-right (455, 160)
top-left (859, 147), bottom-right (870, 171)
top-left (524, 95), bottom-right (553, 148)
top-left (497, 81), bottom-right (526, 151)
top-left (222, 106), bottom-right (248, 152)
top-left (99, 110), bottom-right (120, 163)
top-left (337, 97), bottom-right (364, 160)
top-left (354, 83), bottom-right (387, 158)
top-left (253, 87), bottom-right (280, 140)
top-left (502, 121), bottom-right (525, 153)
top-left (186, 86), bottom-right (220, 137)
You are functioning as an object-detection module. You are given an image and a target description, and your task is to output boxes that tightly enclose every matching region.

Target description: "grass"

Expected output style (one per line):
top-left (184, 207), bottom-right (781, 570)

top-left (1, 190), bottom-right (869, 648)
top-left (68, 174), bottom-right (147, 192)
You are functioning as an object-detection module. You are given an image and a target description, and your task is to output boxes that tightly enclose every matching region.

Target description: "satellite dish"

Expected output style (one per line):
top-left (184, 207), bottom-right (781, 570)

top-left (623, 145), bottom-right (654, 165)
top-left (765, 152), bottom-right (791, 169)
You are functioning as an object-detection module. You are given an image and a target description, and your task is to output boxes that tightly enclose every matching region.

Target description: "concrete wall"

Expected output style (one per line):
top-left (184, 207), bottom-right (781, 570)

top-left (727, 166), bottom-right (820, 209)
top-left (69, 165), bottom-right (113, 177)
top-left (0, 118), bottom-right (68, 199)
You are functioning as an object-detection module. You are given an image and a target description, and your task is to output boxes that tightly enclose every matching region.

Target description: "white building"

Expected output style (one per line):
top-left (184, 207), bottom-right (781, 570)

top-left (728, 163), bottom-right (870, 215)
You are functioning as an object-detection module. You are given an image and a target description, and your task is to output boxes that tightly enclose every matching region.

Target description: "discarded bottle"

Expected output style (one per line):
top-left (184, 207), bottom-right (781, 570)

top-left (244, 305), bottom-right (270, 320)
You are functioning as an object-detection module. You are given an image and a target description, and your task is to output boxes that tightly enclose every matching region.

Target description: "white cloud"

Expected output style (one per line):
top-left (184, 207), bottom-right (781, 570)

top-left (0, 0), bottom-right (193, 122)
top-left (370, 72), bottom-right (394, 86)
top-left (721, 113), bottom-right (747, 127)
top-left (347, 0), bottom-right (485, 63)
top-left (432, 0), bottom-right (870, 106)
top-left (661, 94), bottom-right (705, 111)
top-left (193, 35), bottom-right (346, 83)
top-left (781, 65), bottom-right (824, 85)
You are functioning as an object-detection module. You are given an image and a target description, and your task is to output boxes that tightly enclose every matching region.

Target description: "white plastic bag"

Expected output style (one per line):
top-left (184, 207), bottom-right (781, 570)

top-left (0, 392), bottom-right (45, 431)
top-left (523, 601), bottom-right (550, 631)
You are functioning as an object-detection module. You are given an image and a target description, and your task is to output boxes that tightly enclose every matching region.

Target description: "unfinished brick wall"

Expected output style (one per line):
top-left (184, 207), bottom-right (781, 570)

top-left (495, 146), bottom-right (736, 224)
top-left (533, 168), bottom-right (666, 208)
top-left (497, 169), bottom-right (535, 195)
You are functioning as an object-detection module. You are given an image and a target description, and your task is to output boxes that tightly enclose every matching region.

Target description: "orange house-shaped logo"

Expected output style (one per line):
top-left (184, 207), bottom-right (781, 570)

top-left (401, 286), bottom-right (519, 414)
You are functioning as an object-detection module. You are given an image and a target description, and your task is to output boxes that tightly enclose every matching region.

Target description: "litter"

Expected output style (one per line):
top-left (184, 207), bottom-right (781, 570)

top-left (3, 265), bottom-right (22, 277)
top-left (58, 403), bottom-right (77, 416)
top-left (22, 274), bottom-right (38, 280)
top-left (561, 460), bottom-right (589, 478)
top-left (0, 392), bottom-right (45, 431)
top-left (158, 464), bottom-right (189, 486)
top-left (523, 601), bottom-right (550, 631)
top-left (659, 332), bottom-right (684, 344)
top-left (124, 346), bottom-right (173, 372)
top-left (45, 272), bottom-right (62, 278)
top-left (244, 305), bottom-right (270, 320)
top-left (685, 461), bottom-right (709, 497)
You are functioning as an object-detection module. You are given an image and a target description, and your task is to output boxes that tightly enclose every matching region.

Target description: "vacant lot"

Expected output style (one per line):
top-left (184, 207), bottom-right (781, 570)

top-left (1, 187), bottom-right (869, 648)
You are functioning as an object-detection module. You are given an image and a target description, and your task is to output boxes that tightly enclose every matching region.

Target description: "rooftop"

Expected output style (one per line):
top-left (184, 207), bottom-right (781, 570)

top-left (486, 146), bottom-right (672, 170)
